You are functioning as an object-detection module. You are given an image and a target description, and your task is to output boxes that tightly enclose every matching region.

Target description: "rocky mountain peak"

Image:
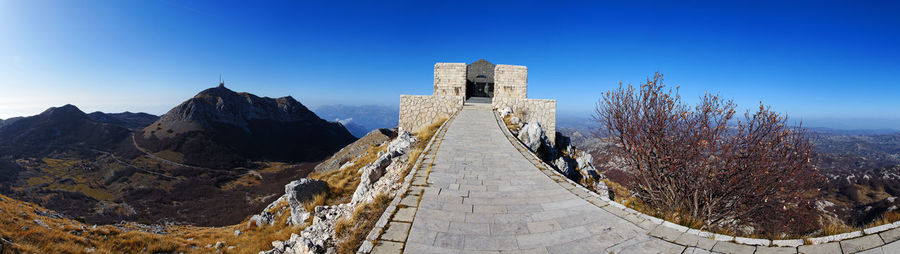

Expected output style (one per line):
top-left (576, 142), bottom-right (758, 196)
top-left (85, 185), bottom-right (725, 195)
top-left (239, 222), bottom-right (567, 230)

top-left (156, 84), bottom-right (317, 134)
top-left (137, 84), bottom-right (356, 168)
top-left (40, 104), bottom-right (87, 119)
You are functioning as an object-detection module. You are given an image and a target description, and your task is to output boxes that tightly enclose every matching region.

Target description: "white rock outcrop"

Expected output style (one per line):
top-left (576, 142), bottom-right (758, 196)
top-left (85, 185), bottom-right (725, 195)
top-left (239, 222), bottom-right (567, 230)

top-left (517, 122), bottom-right (546, 152)
top-left (249, 178), bottom-right (329, 227)
top-left (499, 107), bottom-right (513, 118)
top-left (260, 130), bottom-right (419, 254)
top-left (509, 116), bottom-right (521, 126)
top-left (285, 179), bottom-right (329, 225)
top-left (351, 131), bottom-right (416, 204)
top-left (261, 204), bottom-right (353, 254)
top-left (575, 152), bottom-right (602, 180)
top-left (249, 197), bottom-right (281, 227)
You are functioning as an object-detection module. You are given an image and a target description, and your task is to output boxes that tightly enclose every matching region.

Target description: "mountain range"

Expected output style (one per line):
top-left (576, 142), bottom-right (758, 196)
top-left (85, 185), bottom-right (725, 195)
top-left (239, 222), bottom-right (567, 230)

top-left (0, 83), bottom-right (357, 226)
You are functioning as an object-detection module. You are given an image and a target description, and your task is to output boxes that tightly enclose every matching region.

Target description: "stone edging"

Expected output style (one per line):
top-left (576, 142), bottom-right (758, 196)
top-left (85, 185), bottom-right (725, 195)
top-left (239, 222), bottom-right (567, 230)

top-left (356, 111), bottom-right (459, 253)
top-left (491, 110), bottom-right (900, 253)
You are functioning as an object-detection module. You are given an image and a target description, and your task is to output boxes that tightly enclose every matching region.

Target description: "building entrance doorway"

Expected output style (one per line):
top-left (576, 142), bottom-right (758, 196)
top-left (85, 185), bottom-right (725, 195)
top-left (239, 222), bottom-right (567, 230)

top-left (465, 59), bottom-right (495, 99)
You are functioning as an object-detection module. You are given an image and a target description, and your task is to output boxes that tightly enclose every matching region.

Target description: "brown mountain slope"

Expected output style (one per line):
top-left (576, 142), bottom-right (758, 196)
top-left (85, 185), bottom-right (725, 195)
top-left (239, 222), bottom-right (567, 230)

top-left (135, 84), bottom-right (356, 169)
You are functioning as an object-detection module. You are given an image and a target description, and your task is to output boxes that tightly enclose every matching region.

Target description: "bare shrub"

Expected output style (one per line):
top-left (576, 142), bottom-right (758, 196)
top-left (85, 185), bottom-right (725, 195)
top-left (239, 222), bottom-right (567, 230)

top-left (595, 72), bottom-right (819, 235)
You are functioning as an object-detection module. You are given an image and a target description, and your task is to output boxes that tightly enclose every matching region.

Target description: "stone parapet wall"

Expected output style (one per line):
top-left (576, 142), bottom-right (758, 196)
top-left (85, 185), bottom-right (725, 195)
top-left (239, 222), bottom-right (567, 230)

top-left (494, 64), bottom-right (528, 98)
top-left (399, 95), bottom-right (463, 133)
top-left (492, 97), bottom-right (556, 143)
top-left (433, 63), bottom-right (466, 97)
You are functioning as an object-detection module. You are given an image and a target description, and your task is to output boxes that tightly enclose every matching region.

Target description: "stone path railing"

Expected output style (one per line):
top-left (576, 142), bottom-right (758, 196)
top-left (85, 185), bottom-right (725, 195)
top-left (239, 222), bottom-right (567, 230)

top-left (493, 109), bottom-right (900, 254)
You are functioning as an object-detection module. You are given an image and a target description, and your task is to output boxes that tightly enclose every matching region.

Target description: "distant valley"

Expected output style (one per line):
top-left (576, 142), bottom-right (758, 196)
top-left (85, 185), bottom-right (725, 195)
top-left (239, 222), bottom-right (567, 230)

top-left (313, 104), bottom-right (399, 138)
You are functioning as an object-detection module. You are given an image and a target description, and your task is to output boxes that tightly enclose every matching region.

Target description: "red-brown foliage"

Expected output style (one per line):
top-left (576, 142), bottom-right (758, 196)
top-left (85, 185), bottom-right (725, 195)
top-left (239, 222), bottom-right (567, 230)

top-left (595, 72), bottom-right (820, 235)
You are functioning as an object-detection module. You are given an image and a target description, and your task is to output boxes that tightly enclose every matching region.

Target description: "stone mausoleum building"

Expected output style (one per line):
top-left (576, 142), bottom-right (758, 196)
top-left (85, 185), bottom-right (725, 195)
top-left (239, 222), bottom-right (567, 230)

top-left (399, 59), bottom-right (557, 142)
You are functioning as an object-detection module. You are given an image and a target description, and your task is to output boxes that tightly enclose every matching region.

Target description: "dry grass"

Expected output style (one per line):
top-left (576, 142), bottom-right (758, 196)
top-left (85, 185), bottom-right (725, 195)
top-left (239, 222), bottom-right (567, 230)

top-left (604, 179), bottom-right (707, 231)
top-left (221, 162), bottom-right (292, 190)
top-left (0, 190), bottom-right (321, 253)
top-left (416, 117), bottom-right (447, 143)
top-left (333, 193), bottom-right (391, 253)
top-left (821, 220), bottom-right (857, 236)
top-left (503, 115), bottom-right (521, 133)
top-left (303, 193), bottom-right (327, 213)
top-left (23, 158), bottom-right (116, 202)
top-left (814, 211), bottom-right (900, 237)
top-left (603, 178), bottom-right (900, 240)
top-left (153, 150), bottom-right (186, 163)
top-left (401, 117), bottom-right (447, 181)
top-left (868, 211), bottom-right (900, 228)
top-left (308, 142), bottom-right (386, 205)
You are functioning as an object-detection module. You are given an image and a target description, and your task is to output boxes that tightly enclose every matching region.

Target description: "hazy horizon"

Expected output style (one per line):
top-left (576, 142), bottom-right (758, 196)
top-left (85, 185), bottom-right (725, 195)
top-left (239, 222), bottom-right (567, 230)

top-left (1, 1), bottom-right (898, 130)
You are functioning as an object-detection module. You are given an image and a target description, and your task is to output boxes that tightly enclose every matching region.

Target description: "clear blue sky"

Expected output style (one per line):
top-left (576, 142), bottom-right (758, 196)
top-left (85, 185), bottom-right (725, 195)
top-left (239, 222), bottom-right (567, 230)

top-left (1, 1), bottom-right (898, 129)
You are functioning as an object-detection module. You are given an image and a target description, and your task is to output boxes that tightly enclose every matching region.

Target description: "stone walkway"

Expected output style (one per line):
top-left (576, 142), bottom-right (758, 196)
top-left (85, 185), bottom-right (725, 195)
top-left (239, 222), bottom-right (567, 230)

top-left (400, 104), bottom-right (680, 253)
top-left (366, 103), bottom-right (900, 253)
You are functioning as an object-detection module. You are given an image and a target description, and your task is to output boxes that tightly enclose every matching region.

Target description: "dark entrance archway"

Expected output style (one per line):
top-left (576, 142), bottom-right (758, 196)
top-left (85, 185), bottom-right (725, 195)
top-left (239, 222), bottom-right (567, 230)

top-left (466, 59), bottom-right (495, 99)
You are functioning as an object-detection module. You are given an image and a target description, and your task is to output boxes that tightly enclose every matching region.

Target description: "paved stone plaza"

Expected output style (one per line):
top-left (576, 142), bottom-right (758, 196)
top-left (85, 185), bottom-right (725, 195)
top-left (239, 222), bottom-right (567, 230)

top-left (365, 102), bottom-right (900, 253)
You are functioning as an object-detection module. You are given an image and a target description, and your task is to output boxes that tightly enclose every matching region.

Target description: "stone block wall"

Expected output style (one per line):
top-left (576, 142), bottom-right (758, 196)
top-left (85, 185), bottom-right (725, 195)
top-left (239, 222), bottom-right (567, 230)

top-left (433, 63), bottom-right (466, 96)
top-left (399, 95), bottom-right (464, 133)
top-left (494, 64), bottom-right (528, 98)
top-left (492, 97), bottom-right (556, 143)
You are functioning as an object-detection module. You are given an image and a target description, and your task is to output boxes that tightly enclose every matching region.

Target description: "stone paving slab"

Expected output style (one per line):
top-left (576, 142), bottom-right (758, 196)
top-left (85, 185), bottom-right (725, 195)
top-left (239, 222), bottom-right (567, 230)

top-left (381, 222), bottom-right (412, 242)
top-left (798, 242), bottom-right (842, 254)
top-left (840, 234), bottom-right (885, 253)
top-left (880, 227), bottom-right (900, 243)
top-left (879, 240), bottom-right (900, 254)
top-left (372, 241), bottom-right (404, 254)
top-left (756, 246), bottom-right (799, 254)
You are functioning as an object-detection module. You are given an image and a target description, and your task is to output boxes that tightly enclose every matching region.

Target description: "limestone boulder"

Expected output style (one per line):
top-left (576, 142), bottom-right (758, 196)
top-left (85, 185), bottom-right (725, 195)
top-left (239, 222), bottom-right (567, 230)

top-left (575, 152), bottom-right (602, 180)
top-left (249, 194), bottom-right (287, 227)
top-left (517, 122), bottom-right (546, 152)
top-left (509, 116), bottom-right (521, 126)
top-left (553, 157), bottom-right (581, 182)
top-left (387, 131), bottom-right (416, 157)
top-left (249, 211), bottom-right (275, 227)
top-left (499, 107), bottom-right (513, 118)
top-left (284, 179), bottom-right (329, 225)
top-left (260, 233), bottom-right (318, 254)
top-left (351, 131), bottom-right (416, 204)
top-left (575, 152), bottom-right (592, 169)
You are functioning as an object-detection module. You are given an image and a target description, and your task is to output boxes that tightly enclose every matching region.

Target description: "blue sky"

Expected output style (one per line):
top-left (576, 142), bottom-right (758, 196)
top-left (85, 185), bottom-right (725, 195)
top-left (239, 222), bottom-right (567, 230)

top-left (0, 1), bottom-right (898, 129)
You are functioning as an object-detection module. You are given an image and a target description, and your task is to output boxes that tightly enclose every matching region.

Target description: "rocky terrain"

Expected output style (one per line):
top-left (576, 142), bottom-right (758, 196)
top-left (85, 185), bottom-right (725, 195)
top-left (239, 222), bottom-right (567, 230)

top-left (252, 130), bottom-right (418, 253)
top-left (500, 107), bottom-right (604, 187)
top-left (313, 128), bottom-right (396, 174)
